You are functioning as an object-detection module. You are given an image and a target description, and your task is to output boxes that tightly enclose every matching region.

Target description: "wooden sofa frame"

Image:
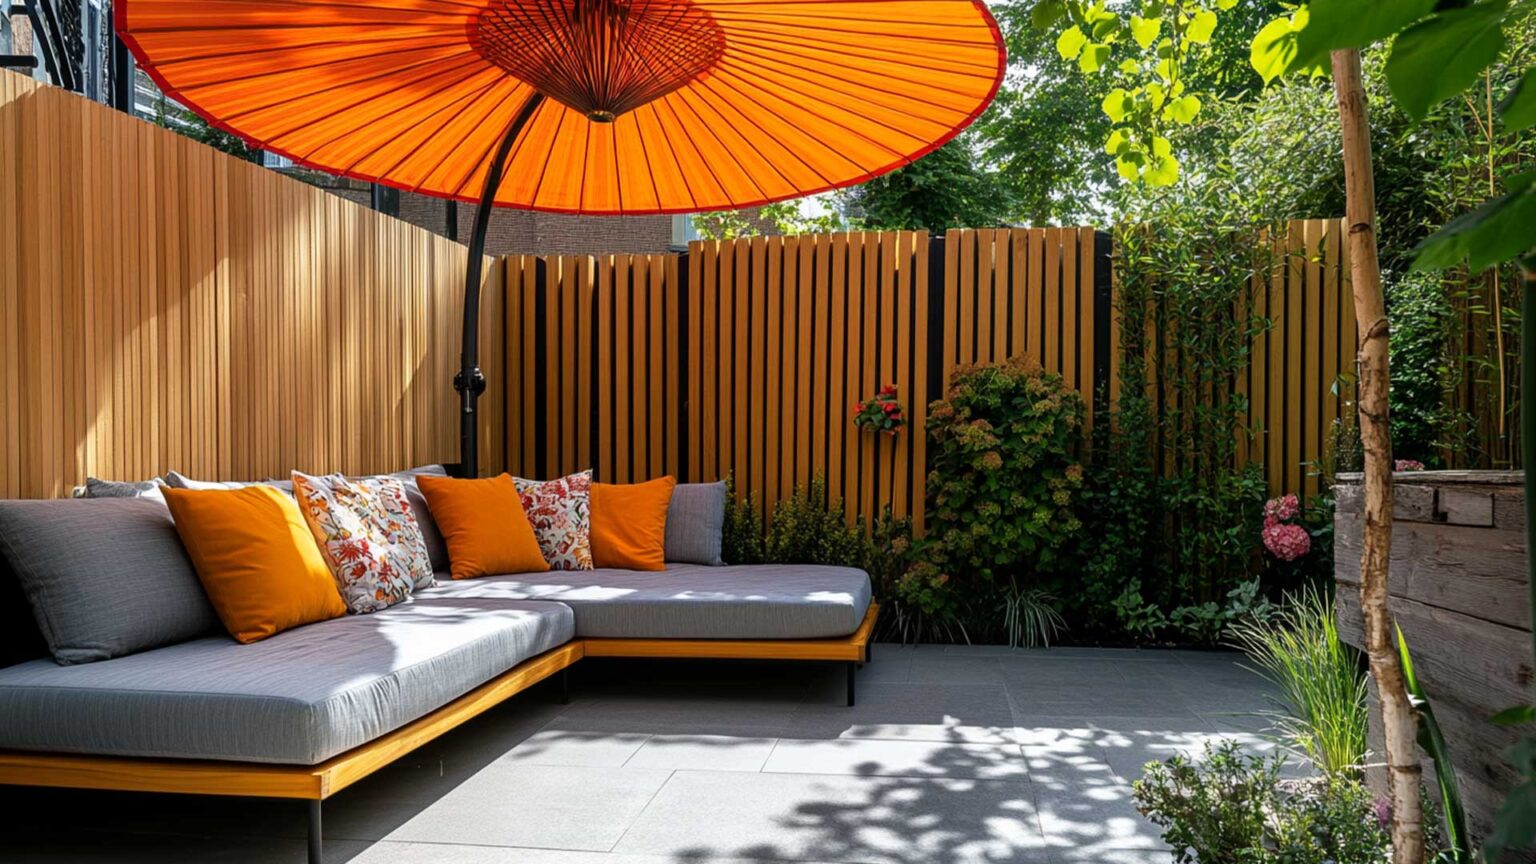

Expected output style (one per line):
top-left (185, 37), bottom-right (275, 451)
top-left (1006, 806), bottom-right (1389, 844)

top-left (0, 603), bottom-right (877, 864)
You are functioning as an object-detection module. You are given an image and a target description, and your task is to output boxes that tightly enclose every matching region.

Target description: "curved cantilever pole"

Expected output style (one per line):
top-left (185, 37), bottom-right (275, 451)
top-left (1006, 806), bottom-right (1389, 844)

top-left (457, 92), bottom-right (546, 477)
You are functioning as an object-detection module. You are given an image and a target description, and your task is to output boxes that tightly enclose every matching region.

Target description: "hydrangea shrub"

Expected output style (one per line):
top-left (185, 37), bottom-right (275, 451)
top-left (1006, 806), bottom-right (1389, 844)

top-left (925, 355), bottom-right (1086, 584)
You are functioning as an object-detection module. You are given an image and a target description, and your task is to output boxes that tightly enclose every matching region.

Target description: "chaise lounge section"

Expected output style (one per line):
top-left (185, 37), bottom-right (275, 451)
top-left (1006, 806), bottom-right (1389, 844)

top-left (0, 475), bottom-right (877, 864)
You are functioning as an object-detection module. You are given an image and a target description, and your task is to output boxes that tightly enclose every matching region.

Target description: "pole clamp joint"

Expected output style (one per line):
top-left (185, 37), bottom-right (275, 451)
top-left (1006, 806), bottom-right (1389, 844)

top-left (453, 367), bottom-right (487, 397)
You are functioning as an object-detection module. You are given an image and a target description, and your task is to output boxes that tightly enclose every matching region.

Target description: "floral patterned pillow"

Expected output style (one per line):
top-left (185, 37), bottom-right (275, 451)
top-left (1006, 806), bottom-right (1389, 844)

top-left (291, 472), bottom-right (435, 613)
top-left (513, 471), bottom-right (593, 570)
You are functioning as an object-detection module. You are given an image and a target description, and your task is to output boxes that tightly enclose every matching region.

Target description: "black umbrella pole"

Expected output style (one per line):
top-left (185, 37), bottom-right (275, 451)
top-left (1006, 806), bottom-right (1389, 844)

top-left (457, 93), bottom-right (545, 477)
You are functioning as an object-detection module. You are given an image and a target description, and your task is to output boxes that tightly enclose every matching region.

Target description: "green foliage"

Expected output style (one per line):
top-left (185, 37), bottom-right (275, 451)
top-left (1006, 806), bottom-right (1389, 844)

top-left (1135, 740), bottom-right (1396, 864)
top-left (691, 201), bottom-right (843, 242)
top-left (1388, 270), bottom-right (1466, 466)
top-left (841, 139), bottom-right (1011, 232)
top-left (925, 355), bottom-right (1086, 582)
top-left (1397, 626), bottom-right (1475, 863)
top-left (721, 477), bottom-right (764, 565)
top-left (151, 97), bottom-right (260, 163)
top-left (1037, 0), bottom-right (1242, 186)
top-left (763, 476), bottom-right (864, 568)
top-left (1252, 0), bottom-right (1536, 272)
top-left (1231, 588), bottom-right (1368, 776)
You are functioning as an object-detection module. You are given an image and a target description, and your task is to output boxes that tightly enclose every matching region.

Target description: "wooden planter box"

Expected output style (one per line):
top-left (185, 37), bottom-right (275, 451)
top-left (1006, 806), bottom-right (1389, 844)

top-left (1334, 470), bottom-right (1533, 854)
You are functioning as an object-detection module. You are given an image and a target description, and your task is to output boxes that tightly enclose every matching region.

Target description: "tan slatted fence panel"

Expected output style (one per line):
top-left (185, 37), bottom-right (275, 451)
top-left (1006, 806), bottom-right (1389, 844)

top-left (1229, 218), bottom-right (1357, 497)
top-left (942, 228), bottom-right (1102, 441)
top-left (1, 70), bottom-right (491, 498)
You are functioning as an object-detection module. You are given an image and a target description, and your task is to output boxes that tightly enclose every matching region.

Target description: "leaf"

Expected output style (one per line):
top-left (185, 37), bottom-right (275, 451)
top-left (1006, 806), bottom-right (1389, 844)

top-left (1102, 88), bottom-right (1133, 122)
top-left (1290, 0), bottom-right (1437, 71)
top-left (1056, 24), bottom-right (1088, 60)
top-left (1116, 155), bottom-right (1142, 182)
top-left (1145, 81), bottom-right (1167, 110)
top-left (1030, 0), bottom-right (1066, 31)
top-left (1500, 67), bottom-right (1536, 133)
top-left (1250, 15), bottom-right (1304, 83)
top-left (1130, 14), bottom-right (1160, 49)
top-left (1145, 137), bottom-right (1178, 186)
top-left (1079, 42), bottom-right (1112, 73)
top-left (1186, 8), bottom-right (1217, 44)
top-left (1386, 1), bottom-right (1510, 120)
top-left (1214, 0), bottom-right (1236, 9)
top-left (1105, 127), bottom-right (1131, 156)
top-left (1119, 58), bottom-right (1140, 74)
top-left (1164, 93), bottom-right (1201, 124)
top-left (1492, 704), bottom-right (1536, 726)
top-left (1412, 170), bottom-right (1536, 271)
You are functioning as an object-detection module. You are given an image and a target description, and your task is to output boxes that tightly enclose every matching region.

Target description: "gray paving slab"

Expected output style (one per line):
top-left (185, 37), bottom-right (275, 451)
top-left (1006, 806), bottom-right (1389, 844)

top-left (763, 737), bottom-right (1030, 780)
top-left (4, 645), bottom-right (1284, 864)
top-left (613, 769), bottom-right (1050, 864)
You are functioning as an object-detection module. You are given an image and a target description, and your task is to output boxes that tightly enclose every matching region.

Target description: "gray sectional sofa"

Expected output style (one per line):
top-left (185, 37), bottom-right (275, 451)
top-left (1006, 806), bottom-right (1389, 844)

top-left (0, 478), bottom-right (877, 864)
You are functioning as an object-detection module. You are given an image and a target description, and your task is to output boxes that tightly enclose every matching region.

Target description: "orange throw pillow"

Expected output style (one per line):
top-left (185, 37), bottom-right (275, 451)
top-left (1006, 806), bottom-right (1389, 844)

top-left (590, 477), bottom-right (677, 571)
top-left (417, 474), bottom-right (550, 580)
top-left (162, 486), bottom-right (346, 644)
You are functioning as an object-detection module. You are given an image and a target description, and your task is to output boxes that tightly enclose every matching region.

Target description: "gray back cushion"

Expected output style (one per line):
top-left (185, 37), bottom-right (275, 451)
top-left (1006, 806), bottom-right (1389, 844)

top-left (0, 499), bottom-right (221, 665)
top-left (664, 481), bottom-right (726, 565)
top-left (83, 477), bottom-right (166, 501)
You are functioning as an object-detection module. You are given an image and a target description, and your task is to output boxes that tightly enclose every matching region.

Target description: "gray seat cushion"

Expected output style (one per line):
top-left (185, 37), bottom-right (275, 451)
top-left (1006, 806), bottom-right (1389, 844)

top-left (0, 499), bottom-right (221, 665)
top-left (0, 596), bottom-right (574, 765)
top-left (420, 564), bottom-right (872, 640)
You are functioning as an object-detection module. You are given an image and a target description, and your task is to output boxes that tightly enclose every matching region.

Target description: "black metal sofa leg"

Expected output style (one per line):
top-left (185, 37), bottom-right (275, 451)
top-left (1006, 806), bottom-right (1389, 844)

top-left (560, 667), bottom-right (571, 705)
top-left (845, 660), bottom-right (856, 707)
top-left (308, 799), bottom-right (323, 864)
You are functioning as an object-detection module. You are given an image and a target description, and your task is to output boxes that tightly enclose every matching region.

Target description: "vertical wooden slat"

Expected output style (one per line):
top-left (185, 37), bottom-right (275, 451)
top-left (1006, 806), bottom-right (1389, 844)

top-left (780, 236), bottom-right (800, 505)
top-left (975, 228), bottom-right (993, 364)
top-left (734, 240), bottom-right (751, 496)
top-left (797, 234), bottom-right (815, 495)
top-left (827, 234), bottom-right (847, 513)
top-left (958, 230), bottom-right (975, 366)
top-left (1078, 227), bottom-right (1096, 437)
top-left (764, 237), bottom-right (783, 519)
top-left (700, 241), bottom-right (718, 480)
top-left (993, 229), bottom-right (1010, 363)
top-left (664, 253), bottom-right (680, 478)
top-left (1322, 217), bottom-right (1342, 458)
top-left (746, 232), bottom-right (764, 507)
top-left (1027, 229), bottom-right (1045, 365)
top-left (894, 232), bottom-right (913, 520)
top-left (942, 228), bottom-right (959, 384)
top-left (597, 255), bottom-right (613, 480)
top-left (844, 232), bottom-right (865, 525)
top-left (687, 248), bottom-right (702, 480)
top-left (615, 256), bottom-right (632, 483)
top-left (717, 241), bottom-right (735, 488)
top-left (649, 254), bottom-right (665, 479)
top-left (1044, 228), bottom-right (1062, 375)
top-left (860, 232), bottom-right (878, 526)
top-left (912, 232), bottom-right (930, 535)
top-left (811, 234), bottom-right (829, 486)
top-left (1286, 221), bottom-right (1304, 496)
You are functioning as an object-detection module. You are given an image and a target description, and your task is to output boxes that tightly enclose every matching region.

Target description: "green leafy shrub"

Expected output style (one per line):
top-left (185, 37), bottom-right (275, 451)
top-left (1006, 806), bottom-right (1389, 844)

top-left (925, 354), bottom-right (1085, 646)
top-left (721, 477), bottom-right (764, 565)
top-left (864, 511), bottom-right (969, 645)
top-left (1134, 740), bottom-right (1396, 864)
top-left (764, 476), bottom-right (864, 567)
top-left (1230, 588), bottom-right (1368, 777)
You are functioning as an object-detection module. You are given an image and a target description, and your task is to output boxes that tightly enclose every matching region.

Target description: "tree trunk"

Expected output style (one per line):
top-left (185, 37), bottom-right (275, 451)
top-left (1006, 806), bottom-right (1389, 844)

top-left (1331, 48), bottom-right (1422, 863)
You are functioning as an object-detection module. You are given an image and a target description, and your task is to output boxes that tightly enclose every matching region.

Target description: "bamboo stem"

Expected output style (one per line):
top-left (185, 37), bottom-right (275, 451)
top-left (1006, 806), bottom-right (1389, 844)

top-left (1331, 48), bottom-right (1423, 864)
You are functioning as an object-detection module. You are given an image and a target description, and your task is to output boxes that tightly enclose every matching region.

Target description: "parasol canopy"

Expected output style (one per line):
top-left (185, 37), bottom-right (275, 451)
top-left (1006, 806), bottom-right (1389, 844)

top-left (115, 0), bottom-right (1005, 215)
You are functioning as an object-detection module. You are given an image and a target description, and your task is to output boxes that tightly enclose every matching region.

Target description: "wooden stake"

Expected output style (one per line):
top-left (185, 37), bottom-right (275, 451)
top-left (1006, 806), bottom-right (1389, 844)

top-left (1331, 48), bottom-right (1422, 864)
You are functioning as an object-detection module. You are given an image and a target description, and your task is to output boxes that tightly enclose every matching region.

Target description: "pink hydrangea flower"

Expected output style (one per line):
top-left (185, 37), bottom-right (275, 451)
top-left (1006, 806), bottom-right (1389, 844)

top-left (1395, 459), bottom-right (1426, 472)
top-left (1263, 494), bottom-right (1300, 523)
top-left (1263, 521), bottom-right (1311, 561)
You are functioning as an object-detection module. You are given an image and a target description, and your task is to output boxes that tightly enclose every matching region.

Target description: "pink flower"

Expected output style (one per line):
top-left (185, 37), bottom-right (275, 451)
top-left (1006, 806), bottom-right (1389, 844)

top-left (1264, 494), bottom-right (1300, 523)
top-left (1395, 459), bottom-right (1426, 472)
top-left (1263, 521), bottom-right (1311, 561)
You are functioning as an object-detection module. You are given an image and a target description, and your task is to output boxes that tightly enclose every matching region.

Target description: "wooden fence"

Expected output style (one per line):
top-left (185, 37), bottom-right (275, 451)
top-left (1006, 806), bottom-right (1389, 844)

top-left (0, 69), bottom-right (492, 498)
top-left (1, 68), bottom-right (1371, 516)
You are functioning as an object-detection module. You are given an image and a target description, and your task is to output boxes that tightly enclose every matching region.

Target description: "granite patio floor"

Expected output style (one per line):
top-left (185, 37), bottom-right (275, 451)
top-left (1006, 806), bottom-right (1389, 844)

top-left (0, 645), bottom-right (1284, 864)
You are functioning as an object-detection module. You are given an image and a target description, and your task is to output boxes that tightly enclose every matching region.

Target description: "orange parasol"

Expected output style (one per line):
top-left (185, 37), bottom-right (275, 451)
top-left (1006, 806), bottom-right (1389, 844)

top-left (116, 0), bottom-right (1005, 474)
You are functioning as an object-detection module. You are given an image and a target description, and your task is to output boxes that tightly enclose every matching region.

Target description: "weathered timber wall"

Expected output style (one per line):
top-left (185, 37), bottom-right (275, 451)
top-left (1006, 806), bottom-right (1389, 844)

top-left (1335, 471), bottom-right (1533, 853)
